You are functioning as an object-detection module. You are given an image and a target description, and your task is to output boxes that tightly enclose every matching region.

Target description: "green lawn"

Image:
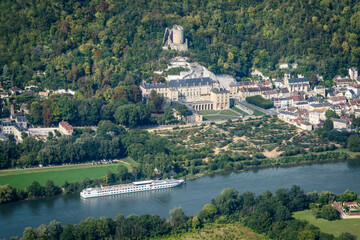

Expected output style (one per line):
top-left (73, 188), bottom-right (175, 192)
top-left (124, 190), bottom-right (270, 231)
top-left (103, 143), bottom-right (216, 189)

top-left (237, 103), bottom-right (265, 116)
top-left (293, 210), bottom-right (360, 238)
top-left (0, 162), bottom-right (131, 189)
top-left (200, 109), bottom-right (241, 121)
top-left (231, 106), bottom-right (248, 115)
top-left (199, 110), bottom-right (221, 115)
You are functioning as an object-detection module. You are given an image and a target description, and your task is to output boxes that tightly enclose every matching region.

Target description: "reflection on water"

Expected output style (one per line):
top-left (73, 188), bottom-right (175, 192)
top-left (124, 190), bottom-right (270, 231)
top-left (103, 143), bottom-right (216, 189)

top-left (347, 158), bottom-right (360, 169)
top-left (1, 160), bottom-right (360, 239)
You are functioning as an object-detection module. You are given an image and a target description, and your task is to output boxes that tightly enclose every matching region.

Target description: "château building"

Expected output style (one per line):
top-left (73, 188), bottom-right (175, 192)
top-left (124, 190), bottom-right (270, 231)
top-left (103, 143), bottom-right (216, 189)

top-left (140, 77), bottom-right (230, 111)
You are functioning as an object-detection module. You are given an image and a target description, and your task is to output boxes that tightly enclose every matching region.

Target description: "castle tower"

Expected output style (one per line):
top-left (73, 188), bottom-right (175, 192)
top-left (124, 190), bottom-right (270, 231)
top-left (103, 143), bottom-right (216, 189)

top-left (172, 25), bottom-right (184, 44)
top-left (162, 25), bottom-right (188, 51)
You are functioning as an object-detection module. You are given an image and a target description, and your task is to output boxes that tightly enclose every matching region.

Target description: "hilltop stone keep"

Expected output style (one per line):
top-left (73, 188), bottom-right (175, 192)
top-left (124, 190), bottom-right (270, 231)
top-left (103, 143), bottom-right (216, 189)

top-left (162, 25), bottom-right (188, 51)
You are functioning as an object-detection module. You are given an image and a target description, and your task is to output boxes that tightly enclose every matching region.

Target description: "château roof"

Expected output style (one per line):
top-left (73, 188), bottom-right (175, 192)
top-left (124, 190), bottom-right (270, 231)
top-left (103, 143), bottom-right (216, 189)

top-left (141, 82), bottom-right (168, 89)
top-left (211, 88), bottom-right (229, 94)
top-left (168, 77), bottom-right (213, 88)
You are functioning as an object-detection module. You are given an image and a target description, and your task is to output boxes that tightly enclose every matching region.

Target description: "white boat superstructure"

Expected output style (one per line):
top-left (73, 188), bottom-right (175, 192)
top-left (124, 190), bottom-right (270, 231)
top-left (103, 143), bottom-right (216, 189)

top-left (80, 179), bottom-right (184, 198)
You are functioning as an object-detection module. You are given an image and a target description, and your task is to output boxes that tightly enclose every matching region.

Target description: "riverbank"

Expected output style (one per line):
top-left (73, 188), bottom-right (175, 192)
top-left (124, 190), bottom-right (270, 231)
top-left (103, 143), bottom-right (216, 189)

top-left (185, 150), bottom-right (360, 181)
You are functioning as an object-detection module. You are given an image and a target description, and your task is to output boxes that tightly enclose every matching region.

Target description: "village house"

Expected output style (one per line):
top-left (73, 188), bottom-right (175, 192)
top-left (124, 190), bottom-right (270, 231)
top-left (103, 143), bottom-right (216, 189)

top-left (293, 116), bottom-right (313, 131)
top-left (273, 98), bottom-right (290, 109)
top-left (0, 92), bottom-right (9, 99)
top-left (349, 67), bottom-right (358, 81)
top-left (59, 120), bottom-right (73, 135)
top-left (334, 78), bottom-right (353, 89)
top-left (328, 96), bottom-right (347, 105)
top-left (309, 111), bottom-right (321, 124)
top-left (39, 91), bottom-right (49, 98)
top-left (278, 111), bottom-right (298, 121)
top-left (229, 81), bottom-right (258, 98)
top-left (9, 86), bottom-right (23, 95)
top-left (308, 102), bottom-right (332, 111)
top-left (313, 85), bottom-right (326, 96)
top-left (274, 79), bottom-right (283, 89)
top-left (332, 117), bottom-right (352, 131)
top-left (345, 89), bottom-right (356, 99)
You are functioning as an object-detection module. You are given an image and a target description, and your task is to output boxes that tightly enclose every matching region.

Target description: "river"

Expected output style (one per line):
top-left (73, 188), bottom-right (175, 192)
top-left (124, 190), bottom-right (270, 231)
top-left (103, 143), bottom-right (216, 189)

top-left (1, 160), bottom-right (360, 239)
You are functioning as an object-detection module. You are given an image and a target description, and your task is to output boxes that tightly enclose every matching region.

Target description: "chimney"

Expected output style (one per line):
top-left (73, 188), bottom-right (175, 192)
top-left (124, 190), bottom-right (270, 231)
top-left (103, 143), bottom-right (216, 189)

top-left (11, 104), bottom-right (15, 116)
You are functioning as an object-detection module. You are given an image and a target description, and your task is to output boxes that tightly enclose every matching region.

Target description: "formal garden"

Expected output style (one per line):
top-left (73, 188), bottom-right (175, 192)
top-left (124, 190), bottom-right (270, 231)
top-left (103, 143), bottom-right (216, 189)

top-left (156, 116), bottom-right (333, 161)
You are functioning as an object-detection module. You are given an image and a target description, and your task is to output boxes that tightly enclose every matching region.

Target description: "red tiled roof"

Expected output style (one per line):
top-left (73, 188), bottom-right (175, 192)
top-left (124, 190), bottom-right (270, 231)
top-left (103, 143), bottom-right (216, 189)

top-left (343, 201), bottom-right (357, 206)
top-left (59, 120), bottom-right (73, 132)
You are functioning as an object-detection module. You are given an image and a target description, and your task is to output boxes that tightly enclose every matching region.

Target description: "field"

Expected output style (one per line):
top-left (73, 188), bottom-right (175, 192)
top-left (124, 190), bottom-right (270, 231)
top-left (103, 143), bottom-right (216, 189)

top-left (0, 162), bottom-right (130, 189)
top-left (293, 210), bottom-right (360, 238)
top-left (160, 223), bottom-right (266, 240)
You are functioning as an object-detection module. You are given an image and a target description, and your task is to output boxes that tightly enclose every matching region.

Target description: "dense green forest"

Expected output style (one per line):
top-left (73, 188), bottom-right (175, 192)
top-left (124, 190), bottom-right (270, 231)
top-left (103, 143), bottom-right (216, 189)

top-left (10, 186), bottom-right (360, 240)
top-left (1, 0), bottom-right (360, 94)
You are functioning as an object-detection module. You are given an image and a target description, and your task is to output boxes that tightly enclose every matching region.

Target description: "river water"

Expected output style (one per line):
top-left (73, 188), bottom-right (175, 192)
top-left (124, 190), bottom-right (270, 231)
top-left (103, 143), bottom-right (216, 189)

top-left (1, 160), bottom-right (360, 239)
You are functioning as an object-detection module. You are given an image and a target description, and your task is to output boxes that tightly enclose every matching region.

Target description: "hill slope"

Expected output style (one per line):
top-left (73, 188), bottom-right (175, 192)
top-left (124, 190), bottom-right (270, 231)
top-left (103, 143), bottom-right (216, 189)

top-left (1, 0), bottom-right (359, 92)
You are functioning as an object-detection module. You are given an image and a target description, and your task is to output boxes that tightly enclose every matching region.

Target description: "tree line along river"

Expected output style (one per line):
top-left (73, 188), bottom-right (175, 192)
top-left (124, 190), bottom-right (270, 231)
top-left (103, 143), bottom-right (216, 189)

top-left (1, 160), bottom-right (360, 239)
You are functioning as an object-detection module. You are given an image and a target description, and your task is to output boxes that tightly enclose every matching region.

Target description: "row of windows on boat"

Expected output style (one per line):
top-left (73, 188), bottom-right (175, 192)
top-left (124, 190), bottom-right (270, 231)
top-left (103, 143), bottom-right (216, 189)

top-left (97, 185), bottom-right (173, 193)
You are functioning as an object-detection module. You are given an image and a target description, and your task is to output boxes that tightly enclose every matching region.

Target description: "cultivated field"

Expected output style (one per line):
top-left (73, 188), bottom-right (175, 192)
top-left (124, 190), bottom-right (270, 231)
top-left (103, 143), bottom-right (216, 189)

top-left (293, 210), bottom-right (360, 238)
top-left (0, 162), bottom-right (131, 189)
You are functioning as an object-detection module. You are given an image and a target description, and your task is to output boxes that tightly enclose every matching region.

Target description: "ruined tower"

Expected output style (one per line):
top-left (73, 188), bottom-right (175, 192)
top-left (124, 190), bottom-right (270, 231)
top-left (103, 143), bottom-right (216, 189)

top-left (162, 25), bottom-right (188, 51)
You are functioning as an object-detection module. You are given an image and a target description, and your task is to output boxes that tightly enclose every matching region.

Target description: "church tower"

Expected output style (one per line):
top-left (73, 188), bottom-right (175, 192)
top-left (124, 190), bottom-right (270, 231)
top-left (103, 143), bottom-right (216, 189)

top-left (284, 69), bottom-right (291, 86)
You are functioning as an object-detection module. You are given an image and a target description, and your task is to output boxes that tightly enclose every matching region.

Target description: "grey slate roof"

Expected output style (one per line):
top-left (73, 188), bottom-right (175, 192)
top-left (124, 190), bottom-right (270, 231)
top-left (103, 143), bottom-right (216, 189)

top-left (310, 102), bottom-right (332, 108)
top-left (0, 132), bottom-right (7, 140)
top-left (168, 77), bottom-right (213, 88)
top-left (16, 116), bottom-right (27, 122)
top-left (288, 78), bottom-right (309, 84)
top-left (279, 111), bottom-right (297, 116)
top-left (229, 81), bottom-right (253, 87)
top-left (142, 82), bottom-right (168, 89)
top-left (211, 88), bottom-right (229, 94)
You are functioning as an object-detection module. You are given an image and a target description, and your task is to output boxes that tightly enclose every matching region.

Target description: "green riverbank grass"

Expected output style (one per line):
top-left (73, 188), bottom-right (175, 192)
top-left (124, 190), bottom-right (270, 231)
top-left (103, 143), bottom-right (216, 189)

top-left (293, 210), bottom-right (360, 238)
top-left (0, 162), bottom-right (130, 189)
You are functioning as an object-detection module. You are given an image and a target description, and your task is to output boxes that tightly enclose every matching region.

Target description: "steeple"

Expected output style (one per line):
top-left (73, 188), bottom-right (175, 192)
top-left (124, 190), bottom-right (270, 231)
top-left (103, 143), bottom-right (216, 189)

top-left (284, 69), bottom-right (291, 86)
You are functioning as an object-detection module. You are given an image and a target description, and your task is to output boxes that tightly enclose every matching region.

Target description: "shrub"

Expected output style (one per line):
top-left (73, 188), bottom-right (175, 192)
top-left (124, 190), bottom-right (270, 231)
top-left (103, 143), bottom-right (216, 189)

top-left (246, 95), bottom-right (274, 109)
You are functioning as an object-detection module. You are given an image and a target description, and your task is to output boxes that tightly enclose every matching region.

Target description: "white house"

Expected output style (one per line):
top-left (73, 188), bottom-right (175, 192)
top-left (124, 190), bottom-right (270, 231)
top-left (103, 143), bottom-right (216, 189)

top-left (349, 67), bottom-right (358, 81)
top-left (345, 89), bottom-right (356, 99)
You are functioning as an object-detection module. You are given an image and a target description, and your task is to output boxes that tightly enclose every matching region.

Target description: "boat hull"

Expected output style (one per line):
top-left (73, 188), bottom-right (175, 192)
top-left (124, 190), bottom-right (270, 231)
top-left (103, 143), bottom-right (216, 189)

top-left (80, 179), bottom-right (184, 199)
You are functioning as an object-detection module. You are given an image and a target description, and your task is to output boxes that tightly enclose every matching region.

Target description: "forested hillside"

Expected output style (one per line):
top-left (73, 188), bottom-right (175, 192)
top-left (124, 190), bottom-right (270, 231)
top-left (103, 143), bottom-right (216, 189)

top-left (1, 0), bottom-right (360, 94)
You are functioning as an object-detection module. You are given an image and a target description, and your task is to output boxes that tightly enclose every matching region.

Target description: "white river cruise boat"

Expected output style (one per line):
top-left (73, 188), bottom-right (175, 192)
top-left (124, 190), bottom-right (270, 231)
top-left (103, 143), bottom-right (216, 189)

top-left (80, 179), bottom-right (185, 198)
